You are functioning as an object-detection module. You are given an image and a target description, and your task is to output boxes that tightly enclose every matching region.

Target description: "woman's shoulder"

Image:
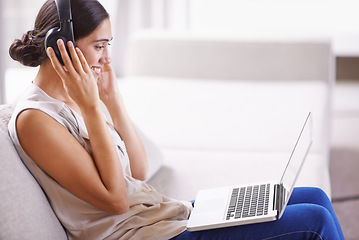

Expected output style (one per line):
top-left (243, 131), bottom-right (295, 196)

top-left (8, 84), bottom-right (69, 138)
top-left (13, 83), bottom-right (66, 116)
top-left (15, 107), bottom-right (61, 143)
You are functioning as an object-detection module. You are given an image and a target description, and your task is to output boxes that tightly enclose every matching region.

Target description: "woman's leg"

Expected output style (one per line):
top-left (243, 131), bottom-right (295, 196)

top-left (172, 187), bottom-right (344, 240)
top-left (288, 187), bottom-right (344, 239)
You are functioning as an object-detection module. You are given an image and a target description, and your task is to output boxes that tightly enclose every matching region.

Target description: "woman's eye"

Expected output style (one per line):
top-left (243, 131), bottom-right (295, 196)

top-left (95, 46), bottom-right (105, 50)
top-left (95, 43), bottom-right (111, 51)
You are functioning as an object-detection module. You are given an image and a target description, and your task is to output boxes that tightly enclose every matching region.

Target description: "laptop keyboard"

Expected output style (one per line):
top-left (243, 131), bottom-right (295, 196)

top-left (226, 184), bottom-right (270, 220)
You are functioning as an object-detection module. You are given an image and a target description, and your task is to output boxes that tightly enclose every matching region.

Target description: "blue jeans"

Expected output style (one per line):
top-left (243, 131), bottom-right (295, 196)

top-left (171, 187), bottom-right (345, 240)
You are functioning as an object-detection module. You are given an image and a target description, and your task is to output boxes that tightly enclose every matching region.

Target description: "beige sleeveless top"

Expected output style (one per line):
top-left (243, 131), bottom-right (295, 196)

top-left (8, 83), bottom-right (191, 240)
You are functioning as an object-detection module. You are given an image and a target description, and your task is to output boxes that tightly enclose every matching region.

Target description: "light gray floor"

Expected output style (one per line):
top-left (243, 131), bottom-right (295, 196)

top-left (330, 79), bottom-right (359, 240)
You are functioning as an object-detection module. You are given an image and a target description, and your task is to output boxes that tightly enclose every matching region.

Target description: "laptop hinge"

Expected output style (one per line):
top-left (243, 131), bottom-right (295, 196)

top-left (273, 184), bottom-right (286, 213)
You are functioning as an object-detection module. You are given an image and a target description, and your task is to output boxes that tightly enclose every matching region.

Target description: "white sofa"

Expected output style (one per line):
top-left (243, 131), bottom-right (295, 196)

top-left (0, 33), bottom-right (334, 239)
top-left (120, 32), bottom-right (335, 201)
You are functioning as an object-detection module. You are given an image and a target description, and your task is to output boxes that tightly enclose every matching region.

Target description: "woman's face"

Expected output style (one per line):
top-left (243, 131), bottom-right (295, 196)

top-left (75, 18), bottom-right (113, 79)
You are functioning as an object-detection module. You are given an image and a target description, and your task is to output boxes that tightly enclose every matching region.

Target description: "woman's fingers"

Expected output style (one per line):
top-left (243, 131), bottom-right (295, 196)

top-left (47, 46), bottom-right (67, 78)
top-left (50, 40), bottom-right (91, 81)
top-left (57, 39), bottom-right (79, 78)
top-left (60, 40), bottom-right (93, 79)
top-left (67, 41), bottom-right (83, 73)
top-left (48, 39), bottom-right (92, 80)
top-left (75, 47), bottom-right (92, 75)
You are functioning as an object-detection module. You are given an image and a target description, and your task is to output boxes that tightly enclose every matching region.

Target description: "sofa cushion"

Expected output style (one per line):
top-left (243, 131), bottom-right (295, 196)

top-left (147, 149), bottom-right (330, 201)
top-left (120, 77), bottom-right (330, 155)
top-left (0, 104), bottom-right (67, 240)
top-left (120, 77), bottom-right (332, 198)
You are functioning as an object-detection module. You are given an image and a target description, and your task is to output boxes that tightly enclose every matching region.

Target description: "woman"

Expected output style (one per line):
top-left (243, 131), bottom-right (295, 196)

top-left (8, 0), bottom-right (344, 239)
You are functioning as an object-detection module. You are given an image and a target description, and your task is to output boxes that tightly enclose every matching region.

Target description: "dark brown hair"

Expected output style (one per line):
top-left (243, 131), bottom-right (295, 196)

top-left (9, 0), bottom-right (109, 67)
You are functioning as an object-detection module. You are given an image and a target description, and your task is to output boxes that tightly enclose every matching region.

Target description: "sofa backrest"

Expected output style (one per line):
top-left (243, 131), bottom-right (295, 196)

top-left (127, 32), bottom-right (334, 83)
top-left (125, 32), bottom-right (334, 160)
top-left (0, 104), bottom-right (67, 240)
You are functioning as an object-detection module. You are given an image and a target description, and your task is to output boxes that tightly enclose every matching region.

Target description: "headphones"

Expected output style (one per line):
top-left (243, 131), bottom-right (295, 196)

top-left (45, 0), bottom-right (75, 65)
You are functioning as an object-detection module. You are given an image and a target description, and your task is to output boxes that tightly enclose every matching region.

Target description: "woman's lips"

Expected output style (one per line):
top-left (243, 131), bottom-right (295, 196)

top-left (91, 66), bottom-right (102, 76)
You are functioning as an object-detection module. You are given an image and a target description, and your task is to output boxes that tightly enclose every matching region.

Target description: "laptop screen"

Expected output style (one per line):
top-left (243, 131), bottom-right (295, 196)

top-left (279, 112), bottom-right (313, 216)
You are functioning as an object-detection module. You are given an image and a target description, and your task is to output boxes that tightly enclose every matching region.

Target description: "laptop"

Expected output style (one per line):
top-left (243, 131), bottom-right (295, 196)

top-left (187, 112), bottom-right (313, 231)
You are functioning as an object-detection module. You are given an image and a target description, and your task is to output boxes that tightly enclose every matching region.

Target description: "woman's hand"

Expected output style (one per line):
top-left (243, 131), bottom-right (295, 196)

top-left (47, 39), bottom-right (100, 111)
top-left (97, 63), bottom-right (119, 105)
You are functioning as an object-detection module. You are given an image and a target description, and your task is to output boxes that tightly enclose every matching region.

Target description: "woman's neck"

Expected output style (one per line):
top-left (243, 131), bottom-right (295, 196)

top-left (33, 61), bottom-right (80, 113)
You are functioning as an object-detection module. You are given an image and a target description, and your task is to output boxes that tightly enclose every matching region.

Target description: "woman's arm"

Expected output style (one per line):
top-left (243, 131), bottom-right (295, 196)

top-left (16, 40), bottom-right (130, 215)
top-left (104, 92), bottom-right (148, 181)
top-left (99, 64), bottom-right (148, 181)
top-left (16, 108), bottom-right (129, 215)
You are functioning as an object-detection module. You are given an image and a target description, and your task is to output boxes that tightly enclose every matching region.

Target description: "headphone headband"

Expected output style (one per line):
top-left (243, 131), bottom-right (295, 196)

top-left (55, 0), bottom-right (73, 22)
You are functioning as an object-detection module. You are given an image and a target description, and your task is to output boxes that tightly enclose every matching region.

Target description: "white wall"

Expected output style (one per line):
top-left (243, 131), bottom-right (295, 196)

top-left (190, 0), bottom-right (359, 56)
top-left (2, 0), bottom-right (359, 103)
top-left (1, 0), bottom-right (45, 103)
top-left (190, 0), bottom-right (359, 34)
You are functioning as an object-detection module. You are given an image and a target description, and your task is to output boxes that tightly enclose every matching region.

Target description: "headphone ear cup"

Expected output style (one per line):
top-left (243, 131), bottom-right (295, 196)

top-left (45, 27), bottom-right (69, 65)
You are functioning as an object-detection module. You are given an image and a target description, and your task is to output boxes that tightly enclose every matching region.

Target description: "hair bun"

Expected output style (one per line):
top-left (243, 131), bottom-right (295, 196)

top-left (9, 30), bottom-right (46, 67)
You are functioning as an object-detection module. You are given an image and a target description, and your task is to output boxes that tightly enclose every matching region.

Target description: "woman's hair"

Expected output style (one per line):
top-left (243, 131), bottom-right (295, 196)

top-left (9, 0), bottom-right (109, 67)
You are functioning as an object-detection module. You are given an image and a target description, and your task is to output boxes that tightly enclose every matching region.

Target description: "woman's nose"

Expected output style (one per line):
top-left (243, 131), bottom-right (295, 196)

top-left (100, 48), bottom-right (111, 64)
top-left (100, 56), bottom-right (111, 64)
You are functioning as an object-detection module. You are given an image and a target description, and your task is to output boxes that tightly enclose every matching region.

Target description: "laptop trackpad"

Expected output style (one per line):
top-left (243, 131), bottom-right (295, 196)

top-left (195, 198), bottom-right (227, 213)
top-left (194, 187), bottom-right (230, 215)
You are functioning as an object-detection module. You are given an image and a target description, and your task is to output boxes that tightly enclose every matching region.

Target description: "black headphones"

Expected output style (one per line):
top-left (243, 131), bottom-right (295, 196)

top-left (45, 0), bottom-right (75, 65)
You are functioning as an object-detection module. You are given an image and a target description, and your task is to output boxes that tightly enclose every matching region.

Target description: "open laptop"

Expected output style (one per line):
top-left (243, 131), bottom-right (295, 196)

top-left (187, 112), bottom-right (313, 231)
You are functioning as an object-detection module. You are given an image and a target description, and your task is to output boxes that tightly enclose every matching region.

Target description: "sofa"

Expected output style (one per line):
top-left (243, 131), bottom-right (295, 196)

top-left (121, 32), bottom-right (334, 201)
top-left (0, 33), bottom-right (334, 239)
